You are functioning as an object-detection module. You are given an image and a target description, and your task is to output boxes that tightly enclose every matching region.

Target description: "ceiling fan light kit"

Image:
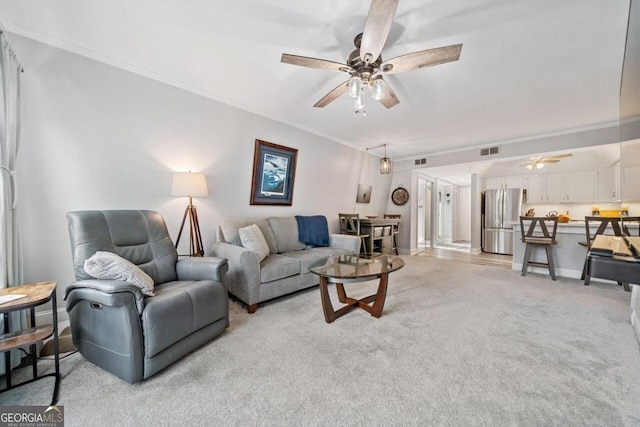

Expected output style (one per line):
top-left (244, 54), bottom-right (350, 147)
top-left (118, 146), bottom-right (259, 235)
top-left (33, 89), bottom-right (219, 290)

top-left (520, 153), bottom-right (573, 170)
top-left (280, 0), bottom-right (462, 115)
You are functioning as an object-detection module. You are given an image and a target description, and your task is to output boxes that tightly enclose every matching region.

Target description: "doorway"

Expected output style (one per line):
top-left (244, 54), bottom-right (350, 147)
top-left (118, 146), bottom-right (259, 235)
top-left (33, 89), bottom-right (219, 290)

top-left (417, 176), bottom-right (433, 252)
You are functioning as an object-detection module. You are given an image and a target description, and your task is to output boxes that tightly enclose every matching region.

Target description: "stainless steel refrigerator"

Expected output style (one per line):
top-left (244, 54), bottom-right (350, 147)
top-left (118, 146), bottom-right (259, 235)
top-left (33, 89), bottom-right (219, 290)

top-left (482, 188), bottom-right (524, 255)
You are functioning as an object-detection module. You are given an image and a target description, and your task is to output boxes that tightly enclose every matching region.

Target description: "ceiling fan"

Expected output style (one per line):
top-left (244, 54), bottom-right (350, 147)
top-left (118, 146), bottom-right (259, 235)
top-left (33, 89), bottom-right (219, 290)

top-left (280, 0), bottom-right (462, 114)
top-left (519, 154), bottom-right (573, 170)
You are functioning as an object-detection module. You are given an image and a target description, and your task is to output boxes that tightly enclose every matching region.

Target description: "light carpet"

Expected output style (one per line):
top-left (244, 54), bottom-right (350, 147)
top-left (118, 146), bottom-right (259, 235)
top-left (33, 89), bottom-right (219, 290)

top-left (3, 256), bottom-right (640, 426)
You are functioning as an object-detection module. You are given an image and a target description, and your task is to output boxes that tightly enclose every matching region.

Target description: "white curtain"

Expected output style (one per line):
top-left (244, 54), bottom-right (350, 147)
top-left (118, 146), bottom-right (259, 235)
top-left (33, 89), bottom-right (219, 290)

top-left (0, 31), bottom-right (24, 373)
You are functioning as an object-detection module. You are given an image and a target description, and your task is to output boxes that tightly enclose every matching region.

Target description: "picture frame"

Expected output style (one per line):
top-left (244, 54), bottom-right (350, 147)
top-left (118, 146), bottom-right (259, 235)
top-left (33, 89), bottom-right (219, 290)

top-left (356, 184), bottom-right (372, 204)
top-left (250, 139), bottom-right (298, 205)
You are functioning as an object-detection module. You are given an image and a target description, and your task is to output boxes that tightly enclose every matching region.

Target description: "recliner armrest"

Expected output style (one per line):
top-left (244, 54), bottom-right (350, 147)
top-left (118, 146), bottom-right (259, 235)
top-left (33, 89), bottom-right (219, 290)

top-left (176, 257), bottom-right (228, 287)
top-left (64, 279), bottom-right (146, 314)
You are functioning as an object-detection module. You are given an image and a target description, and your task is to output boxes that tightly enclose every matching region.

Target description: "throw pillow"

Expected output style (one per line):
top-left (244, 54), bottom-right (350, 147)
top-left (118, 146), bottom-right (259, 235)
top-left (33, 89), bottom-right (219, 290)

top-left (84, 251), bottom-right (155, 296)
top-left (268, 217), bottom-right (306, 253)
top-left (295, 215), bottom-right (330, 247)
top-left (239, 224), bottom-right (270, 262)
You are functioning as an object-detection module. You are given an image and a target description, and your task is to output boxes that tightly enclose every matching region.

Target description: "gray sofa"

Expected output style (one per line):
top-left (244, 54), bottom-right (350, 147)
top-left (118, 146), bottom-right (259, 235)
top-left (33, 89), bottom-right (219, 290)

top-left (211, 216), bottom-right (359, 313)
top-left (65, 210), bottom-right (229, 383)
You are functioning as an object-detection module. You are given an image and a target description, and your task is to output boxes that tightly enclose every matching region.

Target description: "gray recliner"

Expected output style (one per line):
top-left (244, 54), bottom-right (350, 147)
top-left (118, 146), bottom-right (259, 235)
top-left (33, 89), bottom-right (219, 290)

top-left (65, 210), bottom-right (229, 384)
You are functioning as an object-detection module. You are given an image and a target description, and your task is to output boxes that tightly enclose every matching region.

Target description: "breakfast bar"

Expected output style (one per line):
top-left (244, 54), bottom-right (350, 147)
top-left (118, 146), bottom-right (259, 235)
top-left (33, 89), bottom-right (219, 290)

top-left (512, 221), bottom-right (639, 279)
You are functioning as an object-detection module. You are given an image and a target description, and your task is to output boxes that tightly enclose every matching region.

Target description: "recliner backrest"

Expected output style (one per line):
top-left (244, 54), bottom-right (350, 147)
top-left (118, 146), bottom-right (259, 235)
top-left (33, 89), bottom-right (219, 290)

top-left (66, 210), bottom-right (179, 284)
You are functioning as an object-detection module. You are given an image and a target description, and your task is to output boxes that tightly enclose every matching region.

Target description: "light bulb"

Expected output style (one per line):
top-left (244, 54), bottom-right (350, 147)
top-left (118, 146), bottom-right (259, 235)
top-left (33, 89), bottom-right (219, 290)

top-left (526, 164), bottom-right (533, 170)
top-left (536, 163), bottom-right (544, 169)
top-left (371, 79), bottom-right (386, 101)
top-left (348, 76), bottom-right (362, 99)
top-left (353, 94), bottom-right (365, 111)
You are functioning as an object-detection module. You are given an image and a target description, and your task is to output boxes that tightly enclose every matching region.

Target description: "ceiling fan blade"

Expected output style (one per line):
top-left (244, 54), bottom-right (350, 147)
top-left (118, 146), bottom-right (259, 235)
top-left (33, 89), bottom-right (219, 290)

top-left (360, 0), bottom-right (399, 64)
top-left (545, 153), bottom-right (573, 160)
top-left (313, 81), bottom-right (349, 108)
top-left (281, 54), bottom-right (353, 73)
top-left (380, 44), bottom-right (463, 74)
top-left (379, 82), bottom-right (399, 108)
top-left (542, 159), bottom-right (561, 164)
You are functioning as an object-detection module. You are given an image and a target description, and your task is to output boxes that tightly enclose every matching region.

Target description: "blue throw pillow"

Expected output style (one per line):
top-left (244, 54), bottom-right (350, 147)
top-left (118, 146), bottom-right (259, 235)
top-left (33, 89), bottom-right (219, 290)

top-left (295, 215), bottom-right (330, 247)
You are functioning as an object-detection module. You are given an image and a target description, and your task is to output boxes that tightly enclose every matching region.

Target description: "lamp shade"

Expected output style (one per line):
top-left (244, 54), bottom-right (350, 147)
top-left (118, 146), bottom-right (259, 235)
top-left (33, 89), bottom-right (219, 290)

top-left (171, 172), bottom-right (208, 197)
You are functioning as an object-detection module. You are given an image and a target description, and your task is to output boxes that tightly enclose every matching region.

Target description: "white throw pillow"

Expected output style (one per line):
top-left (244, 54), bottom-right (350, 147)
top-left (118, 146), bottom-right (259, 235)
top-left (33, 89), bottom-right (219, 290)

top-left (84, 251), bottom-right (155, 296)
top-left (239, 224), bottom-right (270, 262)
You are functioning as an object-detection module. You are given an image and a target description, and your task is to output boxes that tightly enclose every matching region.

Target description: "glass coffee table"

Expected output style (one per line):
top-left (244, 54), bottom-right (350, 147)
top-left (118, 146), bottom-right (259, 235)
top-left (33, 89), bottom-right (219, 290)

top-left (309, 254), bottom-right (405, 323)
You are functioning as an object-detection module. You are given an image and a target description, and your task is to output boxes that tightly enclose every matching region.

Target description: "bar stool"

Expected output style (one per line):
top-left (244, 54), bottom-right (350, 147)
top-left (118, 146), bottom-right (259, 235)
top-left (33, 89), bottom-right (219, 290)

top-left (582, 216), bottom-right (640, 287)
top-left (519, 216), bottom-right (558, 280)
top-left (338, 213), bottom-right (368, 254)
top-left (384, 214), bottom-right (401, 255)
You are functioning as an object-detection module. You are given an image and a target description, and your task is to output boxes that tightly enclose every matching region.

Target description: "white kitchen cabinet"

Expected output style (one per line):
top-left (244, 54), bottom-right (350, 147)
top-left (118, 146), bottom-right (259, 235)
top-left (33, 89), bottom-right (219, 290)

top-left (484, 177), bottom-right (505, 190)
top-left (565, 171), bottom-right (598, 201)
top-left (525, 175), bottom-right (544, 203)
top-left (544, 173), bottom-right (564, 202)
top-left (484, 175), bottom-right (527, 190)
top-left (543, 171), bottom-right (598, 202)
top-left (609, 162), bottom-right (621, 201)
top-left (622, 165), bottom-right (640, 200)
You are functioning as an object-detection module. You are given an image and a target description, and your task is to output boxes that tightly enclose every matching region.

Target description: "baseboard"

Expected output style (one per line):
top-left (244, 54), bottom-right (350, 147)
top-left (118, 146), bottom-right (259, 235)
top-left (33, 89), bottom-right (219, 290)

top-left (35, 307), bottom-right (69, 325)
top-left (512, 263), bottom-right (623, 284)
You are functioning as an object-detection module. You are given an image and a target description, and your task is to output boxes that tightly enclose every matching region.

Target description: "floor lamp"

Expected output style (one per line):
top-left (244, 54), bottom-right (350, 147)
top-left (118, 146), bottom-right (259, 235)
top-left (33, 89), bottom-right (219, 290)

top-left (172, 172), bottom-right (208, 257)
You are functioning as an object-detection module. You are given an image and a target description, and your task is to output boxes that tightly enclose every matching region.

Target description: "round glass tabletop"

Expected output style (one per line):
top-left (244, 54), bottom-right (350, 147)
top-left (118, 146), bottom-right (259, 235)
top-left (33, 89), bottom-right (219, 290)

top-left (309, 254), bottom-right (405, 280)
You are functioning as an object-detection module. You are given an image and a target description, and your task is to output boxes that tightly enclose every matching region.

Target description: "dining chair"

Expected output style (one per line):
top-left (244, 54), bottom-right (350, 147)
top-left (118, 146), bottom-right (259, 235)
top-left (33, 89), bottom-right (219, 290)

top-left (383, 214), bottom-right (401, 255)
top-left (338, 213), bottom-right (368, 254)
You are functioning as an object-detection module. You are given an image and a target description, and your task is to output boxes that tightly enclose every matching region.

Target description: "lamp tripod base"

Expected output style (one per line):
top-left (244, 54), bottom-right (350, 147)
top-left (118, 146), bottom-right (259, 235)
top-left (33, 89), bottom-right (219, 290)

top-left (175, 202), bottom-right (204, 257)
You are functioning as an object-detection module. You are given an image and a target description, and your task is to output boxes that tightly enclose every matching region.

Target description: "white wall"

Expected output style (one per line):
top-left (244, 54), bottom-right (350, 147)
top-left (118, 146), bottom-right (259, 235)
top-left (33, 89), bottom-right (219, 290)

top-left (11, 35), bottom-right (392, 309)
top-left (458, 186), bottom-right (472, 241)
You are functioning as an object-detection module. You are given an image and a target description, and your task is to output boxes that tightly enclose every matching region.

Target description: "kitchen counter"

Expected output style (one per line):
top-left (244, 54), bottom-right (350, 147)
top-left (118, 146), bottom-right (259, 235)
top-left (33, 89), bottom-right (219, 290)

top-left (512, 221), bottom-right (639, 279)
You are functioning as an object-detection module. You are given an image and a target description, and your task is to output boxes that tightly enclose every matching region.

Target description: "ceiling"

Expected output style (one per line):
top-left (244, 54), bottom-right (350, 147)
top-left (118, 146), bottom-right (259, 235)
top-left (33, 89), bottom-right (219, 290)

top-left (0, 0), bottom-right (632, 160)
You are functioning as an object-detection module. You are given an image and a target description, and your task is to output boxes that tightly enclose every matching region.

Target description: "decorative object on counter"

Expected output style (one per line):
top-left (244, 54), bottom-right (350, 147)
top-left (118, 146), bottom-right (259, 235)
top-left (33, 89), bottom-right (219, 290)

top-left (600, 209), bottom-right (622, 217)
top-left (622, 206), bottom-right (629, 216)
top-left (525, 208), bottom-right (535, 217)
top-left (591, 206), bottom-right (600, 215)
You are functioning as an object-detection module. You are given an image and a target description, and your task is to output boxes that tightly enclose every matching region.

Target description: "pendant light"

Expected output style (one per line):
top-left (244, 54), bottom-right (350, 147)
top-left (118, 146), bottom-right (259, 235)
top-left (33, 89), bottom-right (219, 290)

top-left (380, 144), bottom-right (392, 174)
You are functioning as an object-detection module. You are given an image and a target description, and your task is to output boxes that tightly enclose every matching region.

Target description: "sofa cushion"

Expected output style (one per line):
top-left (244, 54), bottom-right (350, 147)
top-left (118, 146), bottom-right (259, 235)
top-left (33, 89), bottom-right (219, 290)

top-left (84, 251), bottom-right (155, 296)
top-left (260, 254), bottom-right (301, 283)
top-left (142, 280), bottom-right (227, 358)
top-left (239, 224), bottom-right (270, 262)
top-left (269, 217), bottom-right (306, 253)
top-left (219, 218), bottom-right (277, 254)
top-left (295, 215), bottom-right (330, 247)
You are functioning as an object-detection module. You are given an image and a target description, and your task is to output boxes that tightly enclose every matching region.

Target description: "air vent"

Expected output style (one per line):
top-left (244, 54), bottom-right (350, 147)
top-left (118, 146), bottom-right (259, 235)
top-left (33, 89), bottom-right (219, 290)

top-left (414, 158), bottom-right (427, 166)
top-left (480, 146), bottom-right (500, 157)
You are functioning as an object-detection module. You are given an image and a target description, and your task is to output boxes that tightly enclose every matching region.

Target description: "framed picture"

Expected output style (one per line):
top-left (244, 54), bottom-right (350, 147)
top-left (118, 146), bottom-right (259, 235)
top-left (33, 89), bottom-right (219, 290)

top-left (356, 184), bottom-right (372, 204)
top-left (250, 139), bottom-right (298, 205)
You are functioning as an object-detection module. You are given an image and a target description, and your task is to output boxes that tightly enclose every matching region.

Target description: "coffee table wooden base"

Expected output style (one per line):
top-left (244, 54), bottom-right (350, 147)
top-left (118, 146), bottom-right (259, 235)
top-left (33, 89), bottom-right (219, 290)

top-left (319, 274), bottom-right (389, 323)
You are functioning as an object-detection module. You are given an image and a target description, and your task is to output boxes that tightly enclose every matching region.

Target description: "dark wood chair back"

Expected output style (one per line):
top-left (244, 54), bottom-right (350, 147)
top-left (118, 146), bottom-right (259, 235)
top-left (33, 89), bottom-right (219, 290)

top-left (519, 216), bottom-right (558, 244)
top-left (583, 216), bottom-right (637, 247)
top-left (621, 216), bottom-right (640, 237)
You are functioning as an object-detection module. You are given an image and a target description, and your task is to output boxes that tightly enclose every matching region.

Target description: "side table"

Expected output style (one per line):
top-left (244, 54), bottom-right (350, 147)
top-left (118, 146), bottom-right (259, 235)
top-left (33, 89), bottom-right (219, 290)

top-left (0, 281), bottom-right (60, 405)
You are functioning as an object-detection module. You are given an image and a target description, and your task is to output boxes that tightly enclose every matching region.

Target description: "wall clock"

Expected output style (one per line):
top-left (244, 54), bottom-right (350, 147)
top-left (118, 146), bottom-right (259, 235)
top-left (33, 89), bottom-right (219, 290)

top-left (391, 186), bottom-right (409, 206)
